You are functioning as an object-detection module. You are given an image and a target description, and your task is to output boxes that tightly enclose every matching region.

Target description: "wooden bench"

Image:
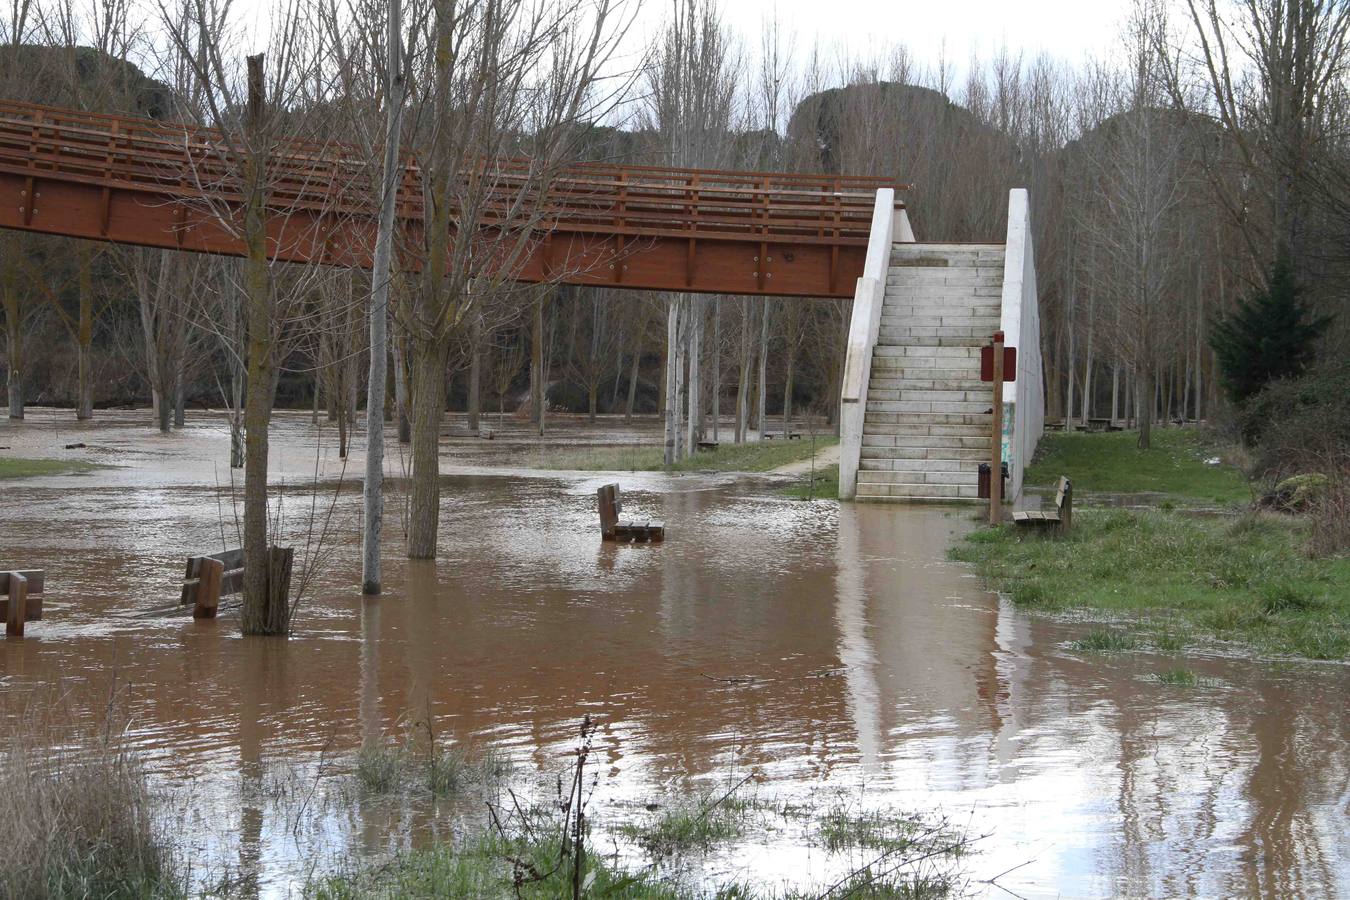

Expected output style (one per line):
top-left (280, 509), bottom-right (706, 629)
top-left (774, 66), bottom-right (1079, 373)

top-left (1012, 477), bottom-right (1073, 534)
top-left (696, 440), bottom-right (719, 453)
top-left (180, 548), bottom-right (244, 619)
top-left (597, 484), bottom-right (665, 543)
top-left (1, 570), bottom-right (44, 637)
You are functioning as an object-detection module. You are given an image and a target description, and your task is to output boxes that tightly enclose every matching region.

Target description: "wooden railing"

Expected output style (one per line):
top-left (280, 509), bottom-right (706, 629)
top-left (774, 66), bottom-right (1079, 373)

top-left (0, 99), bottom-right (905, 297)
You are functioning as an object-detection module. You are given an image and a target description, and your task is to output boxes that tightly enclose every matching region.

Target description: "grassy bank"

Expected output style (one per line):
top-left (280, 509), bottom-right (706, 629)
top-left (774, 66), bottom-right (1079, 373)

top-left (954, 428), bottom-right (1350, 660)
top-left (528, 436), bottom-right (837, 474)
top-left (1025, 429), bottom-right (1249, 505)
top-left (0, 457), bottom-right (100, 478)
top-left (954, 510), bottom-right (1350, 659)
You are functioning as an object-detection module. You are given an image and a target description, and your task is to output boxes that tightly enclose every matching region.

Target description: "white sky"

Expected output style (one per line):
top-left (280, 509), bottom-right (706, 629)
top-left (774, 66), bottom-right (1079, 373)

top-left (226, 0), bottom-right (1135, 72)
top-left (663, 0), bottom-right (1132, 67)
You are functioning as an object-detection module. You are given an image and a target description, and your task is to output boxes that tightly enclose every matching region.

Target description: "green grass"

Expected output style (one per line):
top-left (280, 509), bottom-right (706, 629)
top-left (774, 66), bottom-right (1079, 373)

top-left (818, 807), bottom-right (930, 853)
top-left (619, 792), bottom-right (749, 856)
top-left (783, 463), bottom-right (839, 500)
top-left (953, 509), bottom-right (1350, 659)
top-left (1069, 629), bottom-right (1139, 652)
top-left (0, 457), bottom-right (101, 478)
top-left (1026, 429), bottom-right (1250, 504)
top-left (308, 833), bottom-right (683, 899)
top-left (354, 737), bottom-right (508, 798)
top-left (1153, 668), bottom-right (1199, 686)
top-left (528, 437), bottom-right (837, 474)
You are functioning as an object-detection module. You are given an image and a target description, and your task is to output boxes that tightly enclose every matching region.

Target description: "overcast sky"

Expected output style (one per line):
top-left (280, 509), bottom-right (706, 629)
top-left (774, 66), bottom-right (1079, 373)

top-left (648, 0), bottom-right (1134, 66)
top-left (222, 0), bottom-right (1136, 73)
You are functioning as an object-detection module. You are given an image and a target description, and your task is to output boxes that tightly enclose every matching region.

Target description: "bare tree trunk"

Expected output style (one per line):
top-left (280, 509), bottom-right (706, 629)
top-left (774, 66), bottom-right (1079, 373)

top-left (663, 297), bottom-right (680, 465)
top-left (467, 312), bottom-right (482, 431)
top-left (407, 340), bottom-right (446, 559)
top-left (1137, 366), bottom-right (1153, 449)
top-left (76, 243), bottom-right (94, 420)
top-left (686, 296), bottom-right (702, 456)
top-left (3, 254), bottom-right (20, 420)
top-left (711, 301), bottom-right (720, 442)
top-left (624, 332), bottom-right (641, 423)
top-left (531, 294), bottom-right (545, 436)
top-left (782, 350), bottom-right (795, 439)
top-left (756, 299), bottom-right (770, 439)
top-left (174, 370), bottom-right (186, 427)
top-left (239, 54), bottom-right (287, 637)
top-left (1111, 364), bottom-right (1120, 425)
top-left (735, 299), bottom-right (751, 443)
top-left (393, 327), bottom-right (410, 442)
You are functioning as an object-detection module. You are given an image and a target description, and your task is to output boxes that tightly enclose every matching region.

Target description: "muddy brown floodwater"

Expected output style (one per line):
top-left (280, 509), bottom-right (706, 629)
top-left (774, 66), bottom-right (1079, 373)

top-left (2, 409), bottom-right (1348, 898)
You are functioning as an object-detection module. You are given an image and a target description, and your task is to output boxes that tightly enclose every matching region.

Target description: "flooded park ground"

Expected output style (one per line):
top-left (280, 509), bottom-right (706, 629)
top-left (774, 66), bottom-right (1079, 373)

top-left (1, 408), bottom-right (1348, 897)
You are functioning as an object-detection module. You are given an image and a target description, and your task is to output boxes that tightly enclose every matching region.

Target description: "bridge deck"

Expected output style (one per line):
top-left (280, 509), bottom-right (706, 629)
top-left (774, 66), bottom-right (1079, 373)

top-left (0, 100), bottom-right (903, 297)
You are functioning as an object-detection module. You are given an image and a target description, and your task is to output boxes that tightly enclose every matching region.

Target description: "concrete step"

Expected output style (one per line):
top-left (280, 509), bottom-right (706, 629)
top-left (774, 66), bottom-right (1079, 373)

top-left (878, 314), bottom-right (1000, 328)
top-left (873, 345), bottom-right (981, 359)
top-left (869, 361), bottom-right (988, 380)
top-left (863, 415), bottom-right (991, 430)
top-left (880, 307), bottom-right (1001, 321)
top-left (858, 444), bottom-right (988, 460)
top-left (869, 429), bottom-right (988, 445)
top-left (875, 335), bottom-right (995, 349)
top-left (858, 447), bottom-right (988, 464)
top-left (867, 388), bottom-right (991, 403)
top-left (886, 272), bottom-right (1003, 286)
top-left (855, 482), bottom-right (983, 502)
top-left (884, 284), bottom-right (1006, 300)
top-left (862, 434), bottom-right (990, 450)
top-left (878, 325), bottom-right (1000, 341)
top-left (865, 399), bottom-right (990, 415)
top-left (868, 376), bottom-right (988, 392)
top-left (855, 468), bottom-right (979, 485)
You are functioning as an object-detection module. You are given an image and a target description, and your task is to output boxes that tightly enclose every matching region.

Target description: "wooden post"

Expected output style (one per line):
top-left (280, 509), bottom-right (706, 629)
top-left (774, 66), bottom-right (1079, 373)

top-left (6, 572), bottom-right (26, 637)
top-left (990, 331), bottom-right (1005, 525)
top-left (193, 557), bottom-right (224, 619)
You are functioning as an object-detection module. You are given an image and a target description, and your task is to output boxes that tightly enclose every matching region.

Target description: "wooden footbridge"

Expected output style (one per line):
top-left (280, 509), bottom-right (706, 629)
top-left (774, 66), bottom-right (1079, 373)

top-left (0, 99), bottom-right (904, 298)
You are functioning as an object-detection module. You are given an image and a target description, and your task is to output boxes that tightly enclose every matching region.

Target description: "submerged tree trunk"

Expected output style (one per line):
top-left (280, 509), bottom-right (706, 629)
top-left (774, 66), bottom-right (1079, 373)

top-left (406, 341), bottom-right (447, 559)
top-left (174, 370), bottom-right (186, 427)
top-left (239, 54), bottom-right (288, 638)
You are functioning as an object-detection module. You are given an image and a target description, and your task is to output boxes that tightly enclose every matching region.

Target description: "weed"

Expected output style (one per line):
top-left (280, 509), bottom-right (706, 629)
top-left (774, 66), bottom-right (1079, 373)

top-left (818, 807), bottom-right (925, 853)
top-left (1070, 629), bottom-right (1138, 652)
top-left (0, 711), bottom-right (185, 899)
top-left (1153, 668), bottom-right (1198, 686)
top-left (1259, 583), bottom-right (1323, 615)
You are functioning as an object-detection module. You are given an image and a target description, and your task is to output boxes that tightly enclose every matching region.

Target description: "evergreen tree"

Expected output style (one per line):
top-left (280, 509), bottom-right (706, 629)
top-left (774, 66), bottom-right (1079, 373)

top-left (1210, 256), bottom-right (1331, 406)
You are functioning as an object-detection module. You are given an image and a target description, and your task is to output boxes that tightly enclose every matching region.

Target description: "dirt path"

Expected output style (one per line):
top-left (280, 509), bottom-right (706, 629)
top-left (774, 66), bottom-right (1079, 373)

top-left (769, 441), bottom-right (840, 476)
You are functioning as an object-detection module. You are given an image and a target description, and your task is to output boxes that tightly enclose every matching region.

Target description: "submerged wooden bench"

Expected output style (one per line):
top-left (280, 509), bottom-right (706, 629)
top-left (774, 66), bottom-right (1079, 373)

top-left (180, 548), bottom-right (244, 619)
top-left (1, 570), bottom-right (44, 636)
top-left (1012, 476), bottom-right (1073, 535)
top-left (597, 484), bottom-right (665, 543)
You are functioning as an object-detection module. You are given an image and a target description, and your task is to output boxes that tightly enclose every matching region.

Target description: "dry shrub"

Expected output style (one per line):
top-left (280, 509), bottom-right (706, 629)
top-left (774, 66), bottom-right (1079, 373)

top-left (0, 708), bottom-right (182, 899)
top-left (1309, 463), bottom-right (1350, 557)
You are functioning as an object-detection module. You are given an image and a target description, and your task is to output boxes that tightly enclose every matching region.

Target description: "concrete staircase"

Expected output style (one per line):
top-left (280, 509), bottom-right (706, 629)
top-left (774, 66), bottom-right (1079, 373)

top-left (855, 243), bottom-right (1005, 502)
